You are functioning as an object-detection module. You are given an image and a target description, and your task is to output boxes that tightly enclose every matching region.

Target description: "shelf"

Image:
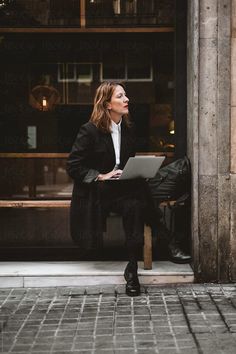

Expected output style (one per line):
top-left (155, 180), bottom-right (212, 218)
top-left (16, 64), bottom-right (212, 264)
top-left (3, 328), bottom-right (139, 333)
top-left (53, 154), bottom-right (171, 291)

top-left (0, 152), bottom-right (174, 158)
top-left (0, 27), bottom-right (174, 33)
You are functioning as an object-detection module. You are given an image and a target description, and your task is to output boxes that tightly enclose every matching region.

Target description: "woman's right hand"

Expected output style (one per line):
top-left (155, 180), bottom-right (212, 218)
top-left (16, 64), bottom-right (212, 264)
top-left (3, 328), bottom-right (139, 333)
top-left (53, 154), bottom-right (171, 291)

top-left (97, 169), bottom-right (123, 181)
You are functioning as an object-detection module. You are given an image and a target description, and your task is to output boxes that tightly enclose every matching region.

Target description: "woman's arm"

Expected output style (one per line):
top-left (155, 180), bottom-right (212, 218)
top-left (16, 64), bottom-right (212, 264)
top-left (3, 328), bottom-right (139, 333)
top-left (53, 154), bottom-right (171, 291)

top-left (66, 124), bottom-right (100, 183)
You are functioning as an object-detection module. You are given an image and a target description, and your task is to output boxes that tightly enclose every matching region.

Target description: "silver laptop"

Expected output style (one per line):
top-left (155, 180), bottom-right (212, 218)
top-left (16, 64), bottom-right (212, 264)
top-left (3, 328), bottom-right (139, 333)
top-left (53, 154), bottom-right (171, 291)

top-left (109, 156), bottom-right (165, 180)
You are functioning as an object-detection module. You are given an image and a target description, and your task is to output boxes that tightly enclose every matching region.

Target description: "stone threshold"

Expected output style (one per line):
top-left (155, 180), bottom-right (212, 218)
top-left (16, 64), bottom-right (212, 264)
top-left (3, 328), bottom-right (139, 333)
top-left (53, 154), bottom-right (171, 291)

top-left (0, 261), bottom-right (194, 288)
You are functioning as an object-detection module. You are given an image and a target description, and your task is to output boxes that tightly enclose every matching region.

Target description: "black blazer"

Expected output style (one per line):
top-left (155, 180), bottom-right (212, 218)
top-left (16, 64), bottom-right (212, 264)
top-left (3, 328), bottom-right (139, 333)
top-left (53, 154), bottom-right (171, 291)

top-left (67, 120), bottom-right (136, 250)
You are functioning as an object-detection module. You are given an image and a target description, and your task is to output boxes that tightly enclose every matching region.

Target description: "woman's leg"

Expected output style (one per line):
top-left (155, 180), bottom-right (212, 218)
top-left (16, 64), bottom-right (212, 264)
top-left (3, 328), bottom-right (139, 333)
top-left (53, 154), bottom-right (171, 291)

top-left (99, 181), bottom-right (147, 296)
top-left (124, 243), bottom-right (141, 296)
top-left (114, 196), bottom-right (146, 297)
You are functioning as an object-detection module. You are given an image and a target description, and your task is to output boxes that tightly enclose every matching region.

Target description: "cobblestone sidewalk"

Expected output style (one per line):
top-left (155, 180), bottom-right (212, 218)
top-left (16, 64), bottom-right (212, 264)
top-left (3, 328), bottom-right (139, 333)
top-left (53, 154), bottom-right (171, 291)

top-left (0, 284), bottom-right (236, 354)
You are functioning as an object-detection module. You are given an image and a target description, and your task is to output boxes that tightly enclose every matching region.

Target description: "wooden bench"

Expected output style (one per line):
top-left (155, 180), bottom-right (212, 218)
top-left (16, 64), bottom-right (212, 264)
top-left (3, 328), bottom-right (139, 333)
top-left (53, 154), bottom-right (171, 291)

top-left (0, 199), bottom-right (178, 270)
top-left (143, 200), bottom-right (178, 270)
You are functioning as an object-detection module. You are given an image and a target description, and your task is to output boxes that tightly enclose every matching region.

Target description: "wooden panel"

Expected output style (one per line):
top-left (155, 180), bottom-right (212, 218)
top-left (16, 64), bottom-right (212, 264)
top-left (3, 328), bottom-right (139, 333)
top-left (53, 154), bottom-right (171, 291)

top-left (0, 208), bottom-right (72, 249)
top-left (175, 0), bottom-right (187, 158)
top-left (0, 27), bottom-right (174, 33)
top-left (0, 200), bottom-right (70, 208)
top-left (0, 199), bottom-right (176, 209)
top-left (143, 225), bottom-right (152, 270)
top-left (80, 0), bottom-right (86, 28)
top-left (0, 152), bottom-right (174, 159)
top-left (0, 153), bottom-right (68, 158)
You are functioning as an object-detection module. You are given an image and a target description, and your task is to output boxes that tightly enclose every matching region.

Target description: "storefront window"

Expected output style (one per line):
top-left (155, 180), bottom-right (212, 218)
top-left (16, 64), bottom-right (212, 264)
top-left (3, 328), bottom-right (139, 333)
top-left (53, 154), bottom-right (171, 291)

top-left (0, 33), bottom-right (174, 150)
top-left (0, 32), bottom-right (174, 199)
top-left (0, 0), bottom-right (175, 199)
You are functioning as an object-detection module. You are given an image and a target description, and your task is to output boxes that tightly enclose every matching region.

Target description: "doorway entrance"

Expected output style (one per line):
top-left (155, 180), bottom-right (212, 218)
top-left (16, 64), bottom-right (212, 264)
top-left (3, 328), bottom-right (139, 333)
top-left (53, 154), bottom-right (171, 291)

top-left (0, 0), bottom-right (188, 262)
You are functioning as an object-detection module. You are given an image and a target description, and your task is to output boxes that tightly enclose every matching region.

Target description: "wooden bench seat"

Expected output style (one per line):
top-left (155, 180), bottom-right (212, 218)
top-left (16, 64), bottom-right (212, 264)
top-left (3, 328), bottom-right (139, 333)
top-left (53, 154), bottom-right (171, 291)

top-left (0, 199), bottom-right (177, 270)
top-left (143, 200), bottom-right (177, 270)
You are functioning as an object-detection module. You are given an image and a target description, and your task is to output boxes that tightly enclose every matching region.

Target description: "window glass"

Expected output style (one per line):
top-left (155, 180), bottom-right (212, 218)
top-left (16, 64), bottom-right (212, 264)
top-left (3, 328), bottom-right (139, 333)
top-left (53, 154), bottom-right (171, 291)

top-left (127, 51), bottom-right (152, 80)
top-left (86, 0), bottom-right (174, 27)
top-left (102, 51), bottom-right (126, 80)
top-left (0, 158), bottom-right (72, 199)
top-left (0, 0), bottom-right (174, 28)
top-left (0, 0), bottom-right (81, 27)
top-left (0, 33), bottom-right (174, 198)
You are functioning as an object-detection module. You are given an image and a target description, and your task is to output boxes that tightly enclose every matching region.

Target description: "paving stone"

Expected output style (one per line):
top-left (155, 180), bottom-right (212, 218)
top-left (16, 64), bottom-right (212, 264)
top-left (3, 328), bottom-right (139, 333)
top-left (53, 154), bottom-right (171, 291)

top-left (95, 341), bottom-right (114, 350)
top-left (158, 349), bottom-right (179, 353)
top-left (115, 341), bottom-right (135, 349)
top-left (10, 344), bottom-right (32, 352)
top-left (17, 330), bottom-right (39, 337)
top-left (1, 285), bottom-right (236, 353)
top-left (114, 350), bottom-right (135, 354)
top-left (36, 330), bottom-right (57, 337)
top-left (52, 343), bottom-right (73, 351)
top-left (114, 336), bottom-right (133, 343)
top-left (158, 342), bottom-right (177, 349)
top-left (76, 329), bottom-right (94, 336)
top-left (134, 333), bottom-right (155, 341)
top-left (115, 327), bottom-right (133, 334)
top-left (96, 328), bottom-right (113, 335)
top-left (134, 327), bottom-right (152, 333)
top-left (115, 285), bottom-right (126, 294)
top-left (14, 337), bottom-right (35, 345)
top-left (34, 337), bottom-right (55, 345)
top-left (73, 341), bottom-right (94, 350)
top-left (74, 335), bottom-right (93, 342)
top-left (56, 352), bottom-right (81, 354)
top-left (136, 351), bottom-right (156, 354)
top-left (31, 344), bottom-right (54, 352)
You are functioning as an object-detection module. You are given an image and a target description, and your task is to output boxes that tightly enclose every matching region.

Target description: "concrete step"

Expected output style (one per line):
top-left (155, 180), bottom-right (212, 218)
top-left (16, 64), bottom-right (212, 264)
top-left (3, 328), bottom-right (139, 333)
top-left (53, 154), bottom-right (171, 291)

top-left (0, 261), bottom-right (194, 288)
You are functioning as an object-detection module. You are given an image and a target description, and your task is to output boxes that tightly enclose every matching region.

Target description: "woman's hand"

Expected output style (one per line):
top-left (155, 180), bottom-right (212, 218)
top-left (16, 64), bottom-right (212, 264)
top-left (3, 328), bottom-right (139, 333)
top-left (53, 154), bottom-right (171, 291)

top-left (97, 169), bottom-right (123, 181)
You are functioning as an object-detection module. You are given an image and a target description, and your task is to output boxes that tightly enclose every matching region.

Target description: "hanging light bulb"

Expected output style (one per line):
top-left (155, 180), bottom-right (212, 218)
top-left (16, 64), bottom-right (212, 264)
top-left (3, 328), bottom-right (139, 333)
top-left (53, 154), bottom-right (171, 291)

top-left (29, 74), bottom-right (61, 111)
top-left (169, 120), bottom-right (175, 135)
top-left (0, 0), bottom-right (13, 9)
top-left (0, 1), bottom-right (7, 9)
top-left (42, 96), bottom-right (48, 111)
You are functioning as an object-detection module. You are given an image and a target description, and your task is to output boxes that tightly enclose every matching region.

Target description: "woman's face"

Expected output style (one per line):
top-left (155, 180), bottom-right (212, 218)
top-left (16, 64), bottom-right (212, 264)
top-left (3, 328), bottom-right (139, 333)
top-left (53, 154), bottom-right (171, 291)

top-left (107, 85), bottom-right (129, 117)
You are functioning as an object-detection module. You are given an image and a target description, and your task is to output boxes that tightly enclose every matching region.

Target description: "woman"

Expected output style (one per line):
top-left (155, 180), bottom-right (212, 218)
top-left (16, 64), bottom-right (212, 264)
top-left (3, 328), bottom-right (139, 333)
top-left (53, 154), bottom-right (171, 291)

top-left (67, 81), bottom-right (151, 296)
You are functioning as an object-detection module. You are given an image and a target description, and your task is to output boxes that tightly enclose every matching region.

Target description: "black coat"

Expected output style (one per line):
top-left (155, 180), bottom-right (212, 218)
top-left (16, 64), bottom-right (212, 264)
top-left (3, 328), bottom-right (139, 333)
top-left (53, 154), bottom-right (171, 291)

top-left (67, 120), bottom-right (137, 250)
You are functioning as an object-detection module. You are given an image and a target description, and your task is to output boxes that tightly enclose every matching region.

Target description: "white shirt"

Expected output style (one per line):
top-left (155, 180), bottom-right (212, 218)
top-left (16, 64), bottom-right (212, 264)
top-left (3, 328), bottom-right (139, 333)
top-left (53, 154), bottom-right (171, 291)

top-left (110, 119), bottom-right (122, 168)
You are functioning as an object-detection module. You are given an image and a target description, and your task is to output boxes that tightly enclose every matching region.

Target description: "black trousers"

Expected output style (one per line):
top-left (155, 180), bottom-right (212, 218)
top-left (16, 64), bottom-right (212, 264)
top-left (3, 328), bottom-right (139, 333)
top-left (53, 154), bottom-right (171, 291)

top-left (98, 180), bottom-right (148, 250)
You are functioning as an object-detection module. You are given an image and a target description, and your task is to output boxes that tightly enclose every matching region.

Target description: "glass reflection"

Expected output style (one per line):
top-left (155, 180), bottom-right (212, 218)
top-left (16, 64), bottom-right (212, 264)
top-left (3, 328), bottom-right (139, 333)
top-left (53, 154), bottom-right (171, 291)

top-left (0, 0), bottom-right (174, 28)
top-left (0, 158), bottom-right (73, 199)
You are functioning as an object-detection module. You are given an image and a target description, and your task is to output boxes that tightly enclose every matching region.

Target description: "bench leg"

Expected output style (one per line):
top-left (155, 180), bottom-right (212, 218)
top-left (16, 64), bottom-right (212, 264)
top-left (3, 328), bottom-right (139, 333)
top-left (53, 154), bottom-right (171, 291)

top-left (143, 224), bottom-right (152, 270)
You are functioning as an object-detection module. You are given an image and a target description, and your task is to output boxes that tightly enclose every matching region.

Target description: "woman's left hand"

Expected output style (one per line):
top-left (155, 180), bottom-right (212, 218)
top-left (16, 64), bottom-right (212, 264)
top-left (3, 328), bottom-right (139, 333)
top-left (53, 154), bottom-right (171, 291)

top-left (97, 169), bottom-right (123, 181)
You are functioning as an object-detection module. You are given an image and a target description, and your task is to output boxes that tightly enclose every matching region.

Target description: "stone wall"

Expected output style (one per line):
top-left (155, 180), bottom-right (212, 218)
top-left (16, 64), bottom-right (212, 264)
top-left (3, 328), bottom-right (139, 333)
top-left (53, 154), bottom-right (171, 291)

top-left (231, 0), bottom-right (236, 281)
top-left (188, 0), bottom-right (233, 281)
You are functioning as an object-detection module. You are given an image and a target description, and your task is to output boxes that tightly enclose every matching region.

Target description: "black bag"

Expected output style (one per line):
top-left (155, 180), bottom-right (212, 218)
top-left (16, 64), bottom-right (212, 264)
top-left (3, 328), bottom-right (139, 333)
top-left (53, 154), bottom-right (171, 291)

top-left (148, 156), bottom-right (191, 202)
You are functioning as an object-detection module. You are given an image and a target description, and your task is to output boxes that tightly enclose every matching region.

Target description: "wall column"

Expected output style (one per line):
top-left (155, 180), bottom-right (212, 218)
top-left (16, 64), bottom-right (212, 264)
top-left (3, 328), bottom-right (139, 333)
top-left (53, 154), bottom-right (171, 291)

top-left (230, 0), bottom-right (236, 281)
top-left (188, 0), bottom-right (232, 281)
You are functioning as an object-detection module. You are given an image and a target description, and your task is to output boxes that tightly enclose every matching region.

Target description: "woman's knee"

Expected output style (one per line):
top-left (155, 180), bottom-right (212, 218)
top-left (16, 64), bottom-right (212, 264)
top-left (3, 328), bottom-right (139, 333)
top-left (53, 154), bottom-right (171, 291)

top-left (124, 198), bottom-right (146, 214)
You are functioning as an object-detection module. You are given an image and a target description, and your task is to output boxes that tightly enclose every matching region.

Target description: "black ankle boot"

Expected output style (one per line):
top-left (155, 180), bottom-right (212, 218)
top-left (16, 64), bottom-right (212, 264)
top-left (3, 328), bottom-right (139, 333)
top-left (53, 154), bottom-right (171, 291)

top-left (124, 261), bottom-right (140, 297)
top-left (168, 241), bottom-right (191, 264)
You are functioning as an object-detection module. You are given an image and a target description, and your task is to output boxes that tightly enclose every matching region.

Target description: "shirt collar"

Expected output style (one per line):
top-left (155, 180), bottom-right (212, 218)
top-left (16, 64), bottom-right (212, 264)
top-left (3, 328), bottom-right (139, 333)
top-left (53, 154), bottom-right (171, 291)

top-left (111, 118), bottom-right (122, 132)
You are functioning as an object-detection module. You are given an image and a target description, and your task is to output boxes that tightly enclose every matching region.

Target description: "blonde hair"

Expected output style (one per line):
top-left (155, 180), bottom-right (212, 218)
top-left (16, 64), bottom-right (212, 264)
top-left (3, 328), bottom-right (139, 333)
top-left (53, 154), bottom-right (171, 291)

top-left (90, 81), bottom-right (131, 133)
